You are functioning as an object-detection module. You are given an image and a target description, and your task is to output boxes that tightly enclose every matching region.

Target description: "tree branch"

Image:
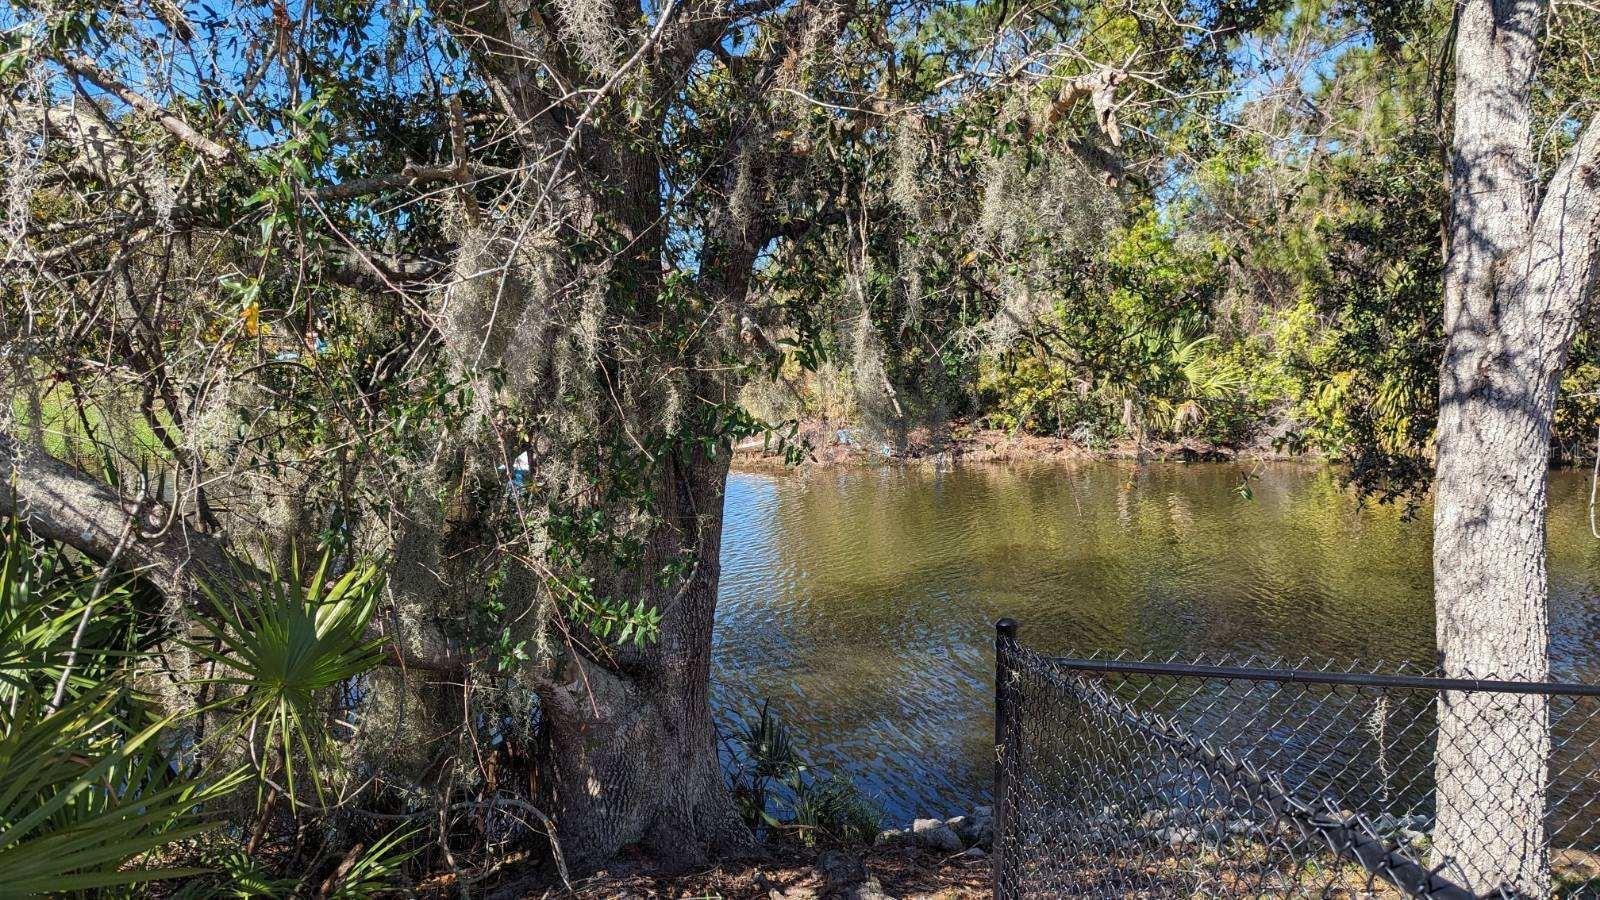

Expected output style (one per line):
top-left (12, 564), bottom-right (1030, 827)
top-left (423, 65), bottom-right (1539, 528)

top-left (315, 161), bottom-right (514, 201)
top-left (0, 433), bottom-right (231, 600)
top-left (1520, 117), bottom-right (1600, 335)
top-left (1, 434), bottom-right (474, 675)
top-left (60, 55), bottom-right (234, 163)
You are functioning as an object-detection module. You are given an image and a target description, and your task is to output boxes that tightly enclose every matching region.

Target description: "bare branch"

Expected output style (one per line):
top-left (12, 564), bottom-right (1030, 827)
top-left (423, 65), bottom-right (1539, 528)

top-left (315, 161), bottom-right (514, 201)
top-left (60, 54), bottom-right (234, 163)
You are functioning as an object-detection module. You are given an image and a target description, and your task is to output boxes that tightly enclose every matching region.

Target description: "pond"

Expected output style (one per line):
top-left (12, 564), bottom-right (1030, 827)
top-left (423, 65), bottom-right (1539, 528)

top-left (710, 461), bottom-right (1600, 825)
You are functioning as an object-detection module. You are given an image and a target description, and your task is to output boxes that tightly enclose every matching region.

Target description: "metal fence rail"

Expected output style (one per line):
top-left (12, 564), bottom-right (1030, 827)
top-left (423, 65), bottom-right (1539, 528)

top-left (992, 620), bottom-right (1600, 899)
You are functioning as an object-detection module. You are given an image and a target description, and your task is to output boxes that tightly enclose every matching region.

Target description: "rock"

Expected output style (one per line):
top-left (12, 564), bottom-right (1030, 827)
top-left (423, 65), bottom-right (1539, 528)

top-left (1137, 809), bottom-right (1169, 830)
top-left (1156, 826), bottom-right (1200, 848)
top-left (966, 808), bottom-right (995, 848)
top-left (912, 817), bottom-right (965, 853)
top-left (845, 877), bottom-right (893, 900)
top-left (818, 851), bottom-right (868, 886)
top-left (816, 850), bottom-right (893, 900)
top-left (1553, 848), bottom-right (1600, 882)
top-left (960, 846), bottom-right (988, 860)
top-left (874, 828), bottom-right (910, 847)
top-left (1085, 813), bottom-right (1118, 831)
top-left (948, 815), bottom-right (988, 846)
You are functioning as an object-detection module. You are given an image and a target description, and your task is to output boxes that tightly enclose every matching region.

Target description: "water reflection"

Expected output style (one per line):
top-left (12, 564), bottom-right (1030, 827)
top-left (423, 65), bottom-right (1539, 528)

top-left (712, 461), bottom-right (1600, 822)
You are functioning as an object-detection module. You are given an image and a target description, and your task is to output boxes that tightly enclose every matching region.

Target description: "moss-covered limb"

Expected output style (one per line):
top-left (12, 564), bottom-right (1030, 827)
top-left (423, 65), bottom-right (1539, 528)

top-left (0, 432), bottom-right (230, 603)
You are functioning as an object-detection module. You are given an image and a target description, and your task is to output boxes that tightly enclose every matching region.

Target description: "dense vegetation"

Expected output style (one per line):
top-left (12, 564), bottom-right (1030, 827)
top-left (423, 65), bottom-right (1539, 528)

top-left (739, 0), bottom-right (1600, 503)
top-left (2, 0), bottom-right (1598, 891)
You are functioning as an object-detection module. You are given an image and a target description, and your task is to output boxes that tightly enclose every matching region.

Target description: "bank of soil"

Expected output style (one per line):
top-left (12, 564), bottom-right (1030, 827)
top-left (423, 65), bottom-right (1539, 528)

top-left (731, 420), bottom-right (1302, 473)
top-left (464, 844), bottom-right (988, 899)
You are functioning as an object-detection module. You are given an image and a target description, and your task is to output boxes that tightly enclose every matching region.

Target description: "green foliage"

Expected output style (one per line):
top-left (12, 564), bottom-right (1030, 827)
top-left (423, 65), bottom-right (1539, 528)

top-left (0, 523), bottom-right (96, 700)
top-left (0, 691), bottom-right (225, 893)
top-left (769, 0), bottom-right (1600, 503)
top-left (173, 826), bottom-right (420, 899)
top-left (1268, 129), bottom-right (1447, 501)
top-left (789, 776), bottom-right (884, 847)
top-left (0, 523), bottom-right (236, 894)
top-left (730, 702), bottom-right (882, 847)
top-left (0, 522), bottom-right (424, 893)
top-left (187, 548), bottom-right (385, 805)
top-left (325, 826), bottom-right (423, 899)
top-left (976, 207), bottom-right (1255, 444)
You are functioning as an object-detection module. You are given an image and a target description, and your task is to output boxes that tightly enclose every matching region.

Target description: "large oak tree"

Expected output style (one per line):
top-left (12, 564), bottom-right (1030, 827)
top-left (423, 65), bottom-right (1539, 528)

top-left (1, 0), bottom-right (1186, 872)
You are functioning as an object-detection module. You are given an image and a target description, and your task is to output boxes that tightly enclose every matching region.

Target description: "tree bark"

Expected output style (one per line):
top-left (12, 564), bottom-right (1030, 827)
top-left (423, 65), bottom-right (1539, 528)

top-left (1433, 1), bottom-right (1600, 893)
top-left (533, 449), bottom-right (756, 871)
top-left (0, 433), bottom-right (231, 601)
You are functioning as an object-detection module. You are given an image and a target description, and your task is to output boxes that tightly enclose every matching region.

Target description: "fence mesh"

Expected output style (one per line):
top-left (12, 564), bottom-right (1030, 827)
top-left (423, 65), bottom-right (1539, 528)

top-left (993, 623), bottom-right (1600, 899)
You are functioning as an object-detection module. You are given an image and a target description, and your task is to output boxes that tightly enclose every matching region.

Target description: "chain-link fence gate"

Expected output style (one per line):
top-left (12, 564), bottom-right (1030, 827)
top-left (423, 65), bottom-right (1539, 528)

top-left (992, 620), bottom-right (1600, 899)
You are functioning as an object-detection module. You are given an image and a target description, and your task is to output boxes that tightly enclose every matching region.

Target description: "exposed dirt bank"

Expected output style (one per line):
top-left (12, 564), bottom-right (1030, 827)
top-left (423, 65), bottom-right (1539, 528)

top-left (450, 844), bottom-right (988, 899)
top-left (732, 420), bottom-right (1305, 474)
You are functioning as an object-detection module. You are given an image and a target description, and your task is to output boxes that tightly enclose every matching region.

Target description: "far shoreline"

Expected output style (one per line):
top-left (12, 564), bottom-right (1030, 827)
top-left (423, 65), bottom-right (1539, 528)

top-left (730, 421), bottom-right (1314, 475)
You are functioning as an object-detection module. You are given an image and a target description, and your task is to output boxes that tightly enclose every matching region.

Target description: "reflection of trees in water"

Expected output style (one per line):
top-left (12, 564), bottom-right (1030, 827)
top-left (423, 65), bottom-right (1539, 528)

top-left (715, 464), bottom-right (1600, 823)
top-left (754, 463), bottom-right (1436, 658)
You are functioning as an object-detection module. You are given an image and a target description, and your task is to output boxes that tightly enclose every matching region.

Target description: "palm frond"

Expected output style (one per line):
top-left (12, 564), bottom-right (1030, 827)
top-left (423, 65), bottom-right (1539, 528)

top-left (0, 684), bottom-right (239, 894)
top-left (326, 826), bottom-right (422, 899)
top-left (186, 546), bottom-right (385, 806)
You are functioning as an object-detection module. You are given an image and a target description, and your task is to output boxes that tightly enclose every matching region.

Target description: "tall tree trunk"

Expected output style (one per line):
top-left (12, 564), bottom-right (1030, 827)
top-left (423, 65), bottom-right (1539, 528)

top-left (533, 450), bottom-right (754, 871)
top-left (1433, 1), bottom-right (1600, 892)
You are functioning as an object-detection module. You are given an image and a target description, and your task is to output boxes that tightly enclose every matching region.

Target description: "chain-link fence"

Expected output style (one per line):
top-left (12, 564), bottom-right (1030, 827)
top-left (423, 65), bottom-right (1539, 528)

top-left (992, 620), bottom-right (1600, 899)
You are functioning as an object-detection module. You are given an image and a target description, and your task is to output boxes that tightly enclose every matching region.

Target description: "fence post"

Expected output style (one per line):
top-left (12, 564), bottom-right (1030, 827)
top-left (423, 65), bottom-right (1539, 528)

top-left (994, 618), bottom-right (1018, 899)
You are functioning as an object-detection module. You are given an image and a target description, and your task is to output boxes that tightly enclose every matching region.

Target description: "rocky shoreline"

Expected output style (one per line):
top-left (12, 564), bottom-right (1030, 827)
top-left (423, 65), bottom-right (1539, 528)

top-left (758, 808), bottom-right (995, 900)
top-left (875, 807), bottom-right (993, 857)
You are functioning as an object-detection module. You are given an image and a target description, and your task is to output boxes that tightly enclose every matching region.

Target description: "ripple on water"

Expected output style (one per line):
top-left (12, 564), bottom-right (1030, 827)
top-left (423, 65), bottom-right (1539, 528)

top-left (713, 463), bottom-right (1600, 823)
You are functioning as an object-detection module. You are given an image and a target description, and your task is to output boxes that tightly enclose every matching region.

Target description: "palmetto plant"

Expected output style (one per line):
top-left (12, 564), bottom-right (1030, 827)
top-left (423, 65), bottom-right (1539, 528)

top-left (0, 518), bottom-right (409, 893)
top-left (325, 825), bottom-right (423, 899)
top-left (0, 520), bottom-right (234, 894)
top-left (731, 702), bottom-right (881, 846)
top-left (1161, 332), bottom-right (1247, 434)
top-left (0, 521), bottom-right (132, 710)
top-left (1106, 329), bottom-right (1248, 439)
top-left (172, 825), bottom-right (420, 899)
top-left (188, 548), bottom-right (385, 806)
top-left (733, 700), bottom-right (799, 830)
top-left (0, 688), bottom-right (239, 894)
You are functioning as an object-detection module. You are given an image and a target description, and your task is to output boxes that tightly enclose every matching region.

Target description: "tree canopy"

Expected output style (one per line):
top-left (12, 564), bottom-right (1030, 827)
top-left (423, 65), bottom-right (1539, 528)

top-left (3, 0), bottom-right (1600, 889)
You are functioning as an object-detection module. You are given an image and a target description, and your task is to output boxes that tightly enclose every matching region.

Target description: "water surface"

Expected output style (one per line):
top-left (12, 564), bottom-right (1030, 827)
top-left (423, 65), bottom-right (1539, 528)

top-left (711, 461), bottom-right (1600, 823)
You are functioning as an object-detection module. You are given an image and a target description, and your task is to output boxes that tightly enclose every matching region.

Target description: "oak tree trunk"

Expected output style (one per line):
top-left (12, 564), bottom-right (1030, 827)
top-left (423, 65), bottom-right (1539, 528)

top-left (532, 449), bottom-right (755, 871)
